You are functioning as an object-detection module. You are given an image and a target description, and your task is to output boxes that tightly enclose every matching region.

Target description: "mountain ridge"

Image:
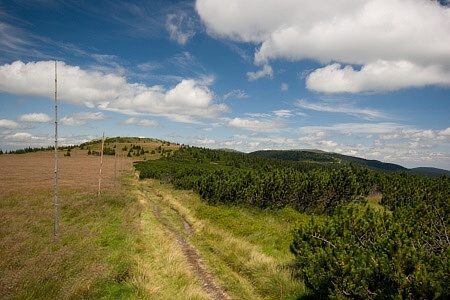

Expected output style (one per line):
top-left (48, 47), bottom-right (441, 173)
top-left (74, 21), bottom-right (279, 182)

top-left (247, 149), bottom-right (449, 177)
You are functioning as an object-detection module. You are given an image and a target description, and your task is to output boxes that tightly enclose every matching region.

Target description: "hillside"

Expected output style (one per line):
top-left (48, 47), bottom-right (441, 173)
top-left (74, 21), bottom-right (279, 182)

top-left (408, 167), bottom-right (450, 177)
top-left (249, 149), bottom-right (406, 172)
top-left (248, 149), bottom-right (449, 176)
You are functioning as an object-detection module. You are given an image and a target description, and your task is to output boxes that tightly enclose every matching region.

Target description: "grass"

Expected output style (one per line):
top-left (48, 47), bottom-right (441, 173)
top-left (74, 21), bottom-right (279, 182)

top-left (0, 151), bottom-right (138, 299)
top-left (0, 188), bottom-right (138, 300)
top-left (130, 189), bottom-right (210, 299)
top-left (1, 149), bottom-right (314, 299)
top-left (141, 179), bottom-right (313, 299)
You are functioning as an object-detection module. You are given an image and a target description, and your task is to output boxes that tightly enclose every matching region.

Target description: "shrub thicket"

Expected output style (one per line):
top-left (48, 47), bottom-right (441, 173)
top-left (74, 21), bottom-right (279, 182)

top-left (134, 146), bottom-right (450, 298)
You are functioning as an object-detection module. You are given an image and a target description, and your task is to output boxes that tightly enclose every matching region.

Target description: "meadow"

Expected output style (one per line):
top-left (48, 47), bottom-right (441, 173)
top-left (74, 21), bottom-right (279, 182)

top-left (0, 149), bottom-right (138, 299)
top-left (0, 140), bottom-right (312, 299)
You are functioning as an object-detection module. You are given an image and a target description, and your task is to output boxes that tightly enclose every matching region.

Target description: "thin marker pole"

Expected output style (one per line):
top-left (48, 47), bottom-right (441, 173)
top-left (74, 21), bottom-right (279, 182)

top-left (114, 138), bottom-right (117, 188)
top-left (54, 61), bottom-right (59, 236)
top-left (98, 132), bottom-right (105, 196)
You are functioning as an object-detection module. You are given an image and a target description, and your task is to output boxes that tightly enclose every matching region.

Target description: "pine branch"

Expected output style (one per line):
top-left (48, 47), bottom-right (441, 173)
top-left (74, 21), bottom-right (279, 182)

top-left (311, 232), bottom-right (336, 248)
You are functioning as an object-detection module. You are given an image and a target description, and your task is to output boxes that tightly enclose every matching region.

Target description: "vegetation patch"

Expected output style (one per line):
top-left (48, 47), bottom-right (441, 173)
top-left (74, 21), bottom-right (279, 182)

top-left (135, 146), bottom-right (450, 299)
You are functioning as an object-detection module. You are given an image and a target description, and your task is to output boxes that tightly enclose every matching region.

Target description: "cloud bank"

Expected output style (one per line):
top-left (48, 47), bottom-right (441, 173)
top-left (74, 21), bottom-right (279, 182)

top-left (196, 0), bottom-right (450, 93)
top-left (0, 60), bottom-right (228, 123)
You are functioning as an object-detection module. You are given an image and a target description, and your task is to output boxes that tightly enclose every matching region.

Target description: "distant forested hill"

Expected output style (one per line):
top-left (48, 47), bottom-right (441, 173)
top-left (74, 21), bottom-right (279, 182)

top-left (248, 149), bottom-right (449, 176)
top-left (249, 150), bottom-right (406, 172)
top-left (408, 167), bottom-right (450, 177)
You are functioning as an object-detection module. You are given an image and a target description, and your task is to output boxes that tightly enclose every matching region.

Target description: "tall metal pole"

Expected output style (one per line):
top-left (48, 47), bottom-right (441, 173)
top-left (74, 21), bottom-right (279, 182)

top-left (54, 61), bottom-right (59, 236)
top-left (98, 132), bottom-right (105, 196)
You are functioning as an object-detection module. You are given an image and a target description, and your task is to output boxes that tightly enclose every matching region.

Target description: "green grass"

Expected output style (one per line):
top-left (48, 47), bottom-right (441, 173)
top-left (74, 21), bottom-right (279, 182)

top-left (130, 188), bottom-right (210, 299)
top-left (2, 165), bottom-right (315, 299)
top-left (143, 179), bottom-right (314, 299)
top-left (0, 187), bottom-right (139, 299)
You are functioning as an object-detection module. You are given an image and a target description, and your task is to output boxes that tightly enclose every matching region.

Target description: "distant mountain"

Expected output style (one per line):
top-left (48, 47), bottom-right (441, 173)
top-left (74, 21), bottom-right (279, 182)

top-left (331, 153), bottom-right (407, 172)
top-left (250, 149), bottom-right (450, 175)
top-left (249, 149), bottom-right (406, 172)
top-left (216, 148), bottom-right (244, 154)
top-left (408, 167), bottom-right (450, 177)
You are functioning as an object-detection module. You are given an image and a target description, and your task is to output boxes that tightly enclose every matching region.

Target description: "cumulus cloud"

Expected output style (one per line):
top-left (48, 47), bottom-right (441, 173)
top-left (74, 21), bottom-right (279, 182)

top-left (4, 132), bottom-right (33, 140)
top-left (122, 117), bottom-right (159, 127)
top-left (60, 112), bottom-right (104, 126)
top-left (0, 119), bottom-right (21, 129)
top-left (0, 60), bottom-right (228, 123)
top-left (306, 61), bottom-right (450, 93)
top-left (196, 0), bottom-right (450, 92)
top-left (18, 113), bottom-right (52, 123)
top-left (247, 64), bottom-right (273, 81)
top-left (193, 136), bottom-right (216, 145)
top-left (227, 117), bottom-right (287, 132)
top-left (138, 119), bottom-right (160, 127)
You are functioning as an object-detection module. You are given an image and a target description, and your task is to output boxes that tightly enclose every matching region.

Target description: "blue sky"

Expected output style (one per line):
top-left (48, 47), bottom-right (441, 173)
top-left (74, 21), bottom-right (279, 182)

top-left (0, 0), bottom-right (449, 169)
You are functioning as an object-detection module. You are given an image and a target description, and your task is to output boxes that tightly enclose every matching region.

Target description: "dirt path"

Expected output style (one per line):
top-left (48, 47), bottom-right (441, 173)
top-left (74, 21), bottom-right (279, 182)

top-left (145, 189), bottom-right (231, 300)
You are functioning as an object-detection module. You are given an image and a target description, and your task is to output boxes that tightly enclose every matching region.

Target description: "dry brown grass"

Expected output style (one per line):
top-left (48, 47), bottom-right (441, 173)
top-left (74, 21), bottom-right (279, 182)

top-left (0, 149), bottom-right (135, 194)
top-left (0, 150), bottom-right (138, 299)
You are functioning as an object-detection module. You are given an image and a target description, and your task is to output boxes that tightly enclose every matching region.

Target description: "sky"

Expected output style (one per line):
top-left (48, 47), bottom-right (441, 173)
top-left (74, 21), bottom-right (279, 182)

top-left (0, 0), bottom-right (449, 170)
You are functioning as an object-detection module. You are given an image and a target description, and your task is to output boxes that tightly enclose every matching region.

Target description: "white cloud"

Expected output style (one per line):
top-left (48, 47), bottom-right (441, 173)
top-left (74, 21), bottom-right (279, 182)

top-left (440, 127), bottom-right (450, 137)
top-left (0, 131), bottom-right (57, 149)
top-left (18, 113), bottom-right (52, 123)
top-left (296, 99), bottom-right (386, 120)
top-left (60, 112), bottom-right (104, 126)
top-left (227, 117), bottom-right (287, 132)
top-left (280, 83), bottom-right (289, 91)
top-left (223, 89), bottom-right (249, 100)
top-left (298, 122), bottom-right (407, 135)
top-left (273, 110), bottom-right (293, 118)
top-left (122, 117), bottom-right (139, 125)
top-left (137, 119), bottom-right (160, 127)
top-left (121, 117), bottom-right (159, 127)
top-left (247, 64), bottom-right (273, 81)
top-left (0, 60), bottom-right (228, 123)
top-left (197, 0), bottom-right (450, 92)
top-left (193, 136), bottom-right (216, 145)
top-left (60, 117), bottom-right (85, 126)
top-left (166, 13), bottom-right (196, 45)
top-left (306, 61), bottom-right (450, 93)
top-left (377, 128), bottom-right (450, 143)
top-left (0, 119), bottom-right (21, 129)
top-left (4, 132), bottom-right (32, 140)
